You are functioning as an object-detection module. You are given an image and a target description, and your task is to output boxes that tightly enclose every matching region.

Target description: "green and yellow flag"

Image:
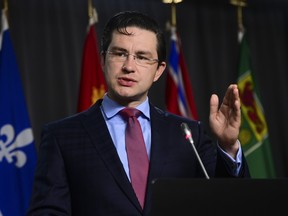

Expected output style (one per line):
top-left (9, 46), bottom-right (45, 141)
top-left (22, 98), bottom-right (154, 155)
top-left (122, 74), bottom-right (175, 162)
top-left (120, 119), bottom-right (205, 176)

top-left (237, 32), bottom-right (276, 178)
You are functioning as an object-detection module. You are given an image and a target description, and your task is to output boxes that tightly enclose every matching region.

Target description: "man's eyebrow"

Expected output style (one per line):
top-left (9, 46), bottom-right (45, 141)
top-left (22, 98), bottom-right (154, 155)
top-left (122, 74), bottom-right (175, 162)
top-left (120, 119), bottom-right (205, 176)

top-left (109, 46), bottom-right (154, 56)
top-left (109, 46), bottom-right (127, 52)
top-left (134, 50), bottom-right (154, 57)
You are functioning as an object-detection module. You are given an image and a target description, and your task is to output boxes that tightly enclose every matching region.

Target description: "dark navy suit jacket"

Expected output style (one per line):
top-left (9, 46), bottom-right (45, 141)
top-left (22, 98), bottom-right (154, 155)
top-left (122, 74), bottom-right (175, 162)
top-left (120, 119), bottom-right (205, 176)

top-left (27, 99), bottom-right (250, 216)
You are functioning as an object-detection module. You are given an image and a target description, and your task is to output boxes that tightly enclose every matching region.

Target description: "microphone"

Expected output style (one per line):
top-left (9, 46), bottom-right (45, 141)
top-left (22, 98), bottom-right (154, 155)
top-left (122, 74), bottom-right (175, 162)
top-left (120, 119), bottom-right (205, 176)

top-left (180, 122), bottom-right (210, 179)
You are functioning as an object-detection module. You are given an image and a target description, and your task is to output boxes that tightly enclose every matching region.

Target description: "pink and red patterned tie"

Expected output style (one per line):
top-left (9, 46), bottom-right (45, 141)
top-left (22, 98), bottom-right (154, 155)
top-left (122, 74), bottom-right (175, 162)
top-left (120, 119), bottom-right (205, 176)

top-left (120, 108), bottom-right (149, 209)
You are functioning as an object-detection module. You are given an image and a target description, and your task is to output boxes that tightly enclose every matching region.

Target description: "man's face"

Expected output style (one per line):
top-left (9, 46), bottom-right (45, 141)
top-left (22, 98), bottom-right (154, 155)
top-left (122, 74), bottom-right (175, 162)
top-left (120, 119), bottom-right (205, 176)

top-left (101, 26), bottom-right (166, 107)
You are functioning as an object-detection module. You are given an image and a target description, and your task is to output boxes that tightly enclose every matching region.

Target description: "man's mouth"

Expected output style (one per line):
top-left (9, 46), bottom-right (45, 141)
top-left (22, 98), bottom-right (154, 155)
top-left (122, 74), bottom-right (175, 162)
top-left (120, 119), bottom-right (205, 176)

top-left (118, 77), bottom-right (136, 87)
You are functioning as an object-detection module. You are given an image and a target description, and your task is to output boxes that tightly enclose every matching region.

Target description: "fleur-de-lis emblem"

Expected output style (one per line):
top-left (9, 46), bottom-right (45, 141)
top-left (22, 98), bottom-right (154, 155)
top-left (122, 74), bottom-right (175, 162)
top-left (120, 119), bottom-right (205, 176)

top-left (0, 124), bottom-right (34, 168)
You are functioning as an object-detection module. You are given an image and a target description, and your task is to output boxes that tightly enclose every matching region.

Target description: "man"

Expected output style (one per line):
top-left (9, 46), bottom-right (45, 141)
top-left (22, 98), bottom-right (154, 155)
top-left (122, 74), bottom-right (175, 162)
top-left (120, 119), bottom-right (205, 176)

top-left (27, 11), bottom-right (250, 216)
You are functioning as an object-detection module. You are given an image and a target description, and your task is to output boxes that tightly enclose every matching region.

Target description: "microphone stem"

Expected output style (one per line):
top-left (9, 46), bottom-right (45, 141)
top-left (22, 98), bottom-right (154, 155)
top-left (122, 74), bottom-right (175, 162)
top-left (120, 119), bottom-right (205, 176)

top-left (188, 138), bottom-right (210, 179)
top-left (181, 122), bottom-right (210, 179)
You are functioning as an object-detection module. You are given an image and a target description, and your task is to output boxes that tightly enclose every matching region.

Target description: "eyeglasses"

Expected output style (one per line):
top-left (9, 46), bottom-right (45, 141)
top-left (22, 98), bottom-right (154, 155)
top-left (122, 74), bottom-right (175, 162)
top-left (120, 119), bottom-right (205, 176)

top-left (105, 50), bottom-right (159, 66)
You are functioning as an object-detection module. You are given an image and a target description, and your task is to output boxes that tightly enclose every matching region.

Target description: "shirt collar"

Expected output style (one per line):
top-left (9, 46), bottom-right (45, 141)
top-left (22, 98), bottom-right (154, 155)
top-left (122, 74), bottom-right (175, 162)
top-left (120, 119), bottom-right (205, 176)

top-left (101, 93), bottom-right (150, 120)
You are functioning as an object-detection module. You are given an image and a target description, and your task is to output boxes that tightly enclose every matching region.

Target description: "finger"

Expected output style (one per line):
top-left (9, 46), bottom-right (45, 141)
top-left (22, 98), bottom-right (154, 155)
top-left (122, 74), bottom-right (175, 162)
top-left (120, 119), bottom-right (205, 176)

top-left (223, 84), bottom-right (234, 105)
top-left (210, 94), bottom-right (219, 116)
top-left (232, 85), bottom-right (241, 111)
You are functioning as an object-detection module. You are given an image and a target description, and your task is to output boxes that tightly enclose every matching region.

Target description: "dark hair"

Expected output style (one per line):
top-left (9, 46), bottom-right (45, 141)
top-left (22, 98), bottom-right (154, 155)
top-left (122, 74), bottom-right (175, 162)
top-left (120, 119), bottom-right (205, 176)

top-left (101, 11), bottom-right (166, 63)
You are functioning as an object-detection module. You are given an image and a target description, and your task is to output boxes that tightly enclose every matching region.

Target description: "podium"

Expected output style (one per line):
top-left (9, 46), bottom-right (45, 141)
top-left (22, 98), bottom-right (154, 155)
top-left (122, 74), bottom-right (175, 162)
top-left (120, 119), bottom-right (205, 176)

top-left (151, 178), bottom-right (288, 216)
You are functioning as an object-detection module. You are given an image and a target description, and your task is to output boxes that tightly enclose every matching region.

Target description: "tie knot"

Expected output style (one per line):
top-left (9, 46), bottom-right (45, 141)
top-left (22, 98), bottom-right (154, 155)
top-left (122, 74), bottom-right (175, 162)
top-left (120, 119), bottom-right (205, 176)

top-left (120, 108), bottom-right (141, 119)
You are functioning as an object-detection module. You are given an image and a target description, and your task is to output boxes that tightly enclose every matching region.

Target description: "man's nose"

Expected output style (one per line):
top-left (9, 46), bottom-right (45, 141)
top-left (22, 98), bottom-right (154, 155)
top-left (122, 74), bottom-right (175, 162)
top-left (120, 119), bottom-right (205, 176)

top-left (122, 54), bottom-right (136, 70)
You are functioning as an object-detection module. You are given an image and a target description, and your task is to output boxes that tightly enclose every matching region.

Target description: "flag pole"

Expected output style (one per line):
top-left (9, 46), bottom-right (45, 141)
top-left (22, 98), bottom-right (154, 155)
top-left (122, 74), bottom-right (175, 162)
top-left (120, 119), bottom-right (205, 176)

top-left (88, 0), bottom-right (92, 19)
top-left (230, 0), bottom-right (247, 33)
top-left (162, 0), bottom-right (183, 28)
top-left (171, 2), bottom-right (177, 27)
top-left (87, 0), bottom-right (98, 24)
top-left (3, 0), bottom-right (8, 10)
top-left (2, 0), bottom-right (8, 20)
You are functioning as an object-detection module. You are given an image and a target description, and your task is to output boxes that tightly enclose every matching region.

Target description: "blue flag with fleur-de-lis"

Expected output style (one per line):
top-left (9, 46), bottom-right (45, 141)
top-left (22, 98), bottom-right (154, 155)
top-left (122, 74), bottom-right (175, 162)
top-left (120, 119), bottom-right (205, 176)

top-left (0, 11), bottom-right (37, 216)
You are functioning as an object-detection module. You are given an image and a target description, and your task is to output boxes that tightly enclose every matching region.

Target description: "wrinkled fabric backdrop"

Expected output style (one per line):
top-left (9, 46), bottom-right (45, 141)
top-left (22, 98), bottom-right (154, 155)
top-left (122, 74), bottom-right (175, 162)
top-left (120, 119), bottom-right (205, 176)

top-left (3, 0), bottom-right (288, 177)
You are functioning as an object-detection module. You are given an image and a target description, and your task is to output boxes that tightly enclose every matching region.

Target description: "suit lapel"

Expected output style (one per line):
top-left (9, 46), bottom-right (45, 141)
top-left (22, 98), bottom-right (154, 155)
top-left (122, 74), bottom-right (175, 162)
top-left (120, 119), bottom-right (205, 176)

top-left (148, 106), bottom-right (171, 179)
top-left (81, 100), bottom-right (142, 212)
top-left (144, 105), bottom-right (172, 214)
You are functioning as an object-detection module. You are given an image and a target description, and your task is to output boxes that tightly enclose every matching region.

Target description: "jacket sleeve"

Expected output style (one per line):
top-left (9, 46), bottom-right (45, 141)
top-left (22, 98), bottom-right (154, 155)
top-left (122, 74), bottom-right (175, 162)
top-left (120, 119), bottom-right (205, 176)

top-left (215, 147), bottom-right (251, 178)
top-left (26, 125), bottom-right (71, 216)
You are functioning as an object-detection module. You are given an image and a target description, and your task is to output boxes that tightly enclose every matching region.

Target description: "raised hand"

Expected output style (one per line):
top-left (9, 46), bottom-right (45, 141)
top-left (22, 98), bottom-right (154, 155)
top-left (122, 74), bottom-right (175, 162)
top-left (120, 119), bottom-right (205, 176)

top-left (209, 84), bottom-right (241, 158)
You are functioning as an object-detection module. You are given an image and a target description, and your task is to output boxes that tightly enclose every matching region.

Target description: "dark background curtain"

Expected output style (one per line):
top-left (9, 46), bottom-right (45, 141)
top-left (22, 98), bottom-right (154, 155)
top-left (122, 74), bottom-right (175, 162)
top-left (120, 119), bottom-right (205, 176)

top-left (3, 0), bottom-right (288, 177)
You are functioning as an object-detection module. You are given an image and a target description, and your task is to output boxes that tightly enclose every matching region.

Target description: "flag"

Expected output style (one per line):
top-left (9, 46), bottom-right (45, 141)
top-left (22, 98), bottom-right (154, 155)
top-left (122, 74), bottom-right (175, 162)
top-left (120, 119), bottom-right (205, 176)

top-left (165, 26), bottom-right (198, 120)
top-left (77, 8), bottom-right (106, 112)
top-left (237, 30), bottom-right (276, 178)
top-left (0, 10), bottom-right (37, 216)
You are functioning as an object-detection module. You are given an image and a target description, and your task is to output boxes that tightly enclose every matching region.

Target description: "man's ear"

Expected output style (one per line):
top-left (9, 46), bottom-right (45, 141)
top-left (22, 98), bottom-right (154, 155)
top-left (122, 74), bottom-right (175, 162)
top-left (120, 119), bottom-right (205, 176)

top-left (153, 62), bottom-right (166, 82)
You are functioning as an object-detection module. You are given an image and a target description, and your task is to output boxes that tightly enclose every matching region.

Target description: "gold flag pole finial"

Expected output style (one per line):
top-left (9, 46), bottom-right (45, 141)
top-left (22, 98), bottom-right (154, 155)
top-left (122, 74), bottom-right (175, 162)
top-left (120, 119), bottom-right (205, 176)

top-left (230, 0), bottom-right (247, 33)
top-left (88, 0), bottom-right (93, 19)
top-left (87, 0), bottom-right (98, 24)
top-left (3, 0), bottom-right (8, 10)
top-left (3, 0), bottom-right (8, 13)
top-left (3, 0), bottom-right (9, 24)
top-left (162, 0), bottom-right (183, 27)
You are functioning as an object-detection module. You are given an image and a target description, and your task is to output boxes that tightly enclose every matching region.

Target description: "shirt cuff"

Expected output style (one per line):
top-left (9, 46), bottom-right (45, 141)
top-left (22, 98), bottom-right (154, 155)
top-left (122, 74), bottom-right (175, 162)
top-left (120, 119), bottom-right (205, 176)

top-left (217, 140), bottom-right (243, 176)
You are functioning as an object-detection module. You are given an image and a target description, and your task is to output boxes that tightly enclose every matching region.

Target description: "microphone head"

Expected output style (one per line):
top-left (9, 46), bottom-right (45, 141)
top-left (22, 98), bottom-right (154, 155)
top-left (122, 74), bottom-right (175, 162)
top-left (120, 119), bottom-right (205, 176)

top-left (180, 122), bottom-right (192, 140)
